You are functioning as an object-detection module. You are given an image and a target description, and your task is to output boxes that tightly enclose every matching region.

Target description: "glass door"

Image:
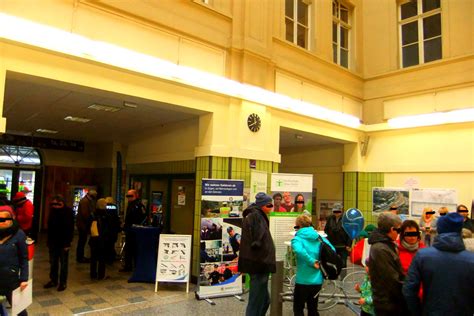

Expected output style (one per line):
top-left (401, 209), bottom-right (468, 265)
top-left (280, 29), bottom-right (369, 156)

top-left (18, 170), bottom-right (36, 202)
top-left (0, 169), bottom-right (13, 200)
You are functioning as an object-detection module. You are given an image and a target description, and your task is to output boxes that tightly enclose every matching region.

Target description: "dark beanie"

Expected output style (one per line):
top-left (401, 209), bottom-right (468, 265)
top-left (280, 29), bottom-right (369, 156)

top-left (437, 212), bottom-right (464, 234)
top-left (255, 192), bottom-right (272, 208)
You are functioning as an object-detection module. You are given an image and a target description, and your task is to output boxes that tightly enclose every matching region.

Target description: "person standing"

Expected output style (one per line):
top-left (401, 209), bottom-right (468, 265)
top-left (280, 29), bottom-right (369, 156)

top-left (403, 212), bottom-right (474, 315)
top-left (397, 220), bottom-right (425, 276)
top-left (324, 204), bottom-right (351, 272)
top-left (120, 189), bottom-right (147, 272)
top-left (12, 192), bottom-right (34, 237)
top-left (44, 195), bottom-right (74, 291)
top-left (0, 206), bottom-right (29, 316)
top-left (457, 204), bottom-right (474, 232)
top-left (368, 212), bottom-right (408, 316)
top-left (76, 190), bottom-right (97, 263)
top-left (238, 192), bottom-right (276, 316)
top-left (89, 198), bottom-right (112, 280)
top-left (104, 197), bottom-right (121, 264)
top-left (419, 207), bottom-right (435, 246)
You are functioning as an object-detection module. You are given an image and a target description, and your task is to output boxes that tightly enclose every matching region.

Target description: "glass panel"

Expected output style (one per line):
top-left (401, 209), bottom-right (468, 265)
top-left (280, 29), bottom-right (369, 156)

top-left (340, 27), bottom-right (349, 49)
top-left (19, 170), bottom-right (35, 202)
top-left (424, 37), bottom-right (442, 62)
top-left (423, 14), bottom-right (441, 39)
top-left (0, 146), bottom-right (41, 165)
top-left (333, 43), bottom-right (338, 63)
top-left (297, 25), bottom-right (308, 48)
top-left (402, 21), bottom-right (418, 45)
top-left (285, 0), bottom-right (294, 18)
top-left (333, 0), bottom-right (338, 17)
top-left (333, 22), bottom-right (337, 43)
top-left (422, 0), bottom-right (440, 13)
top-left (285, 18), bottom-right (294, 42)
top-left (340, 48), bottom-right (348, 68)
top-left (401, 1), bottom-right (418, 20)
top-left (402, 43), bottom-right (419, 67)
top-left (297, 0), bottom-right (308, 26)
top-left (341, 7), bottom-right (349, 23)
top-left (0, 169), bottom-right (13, 201)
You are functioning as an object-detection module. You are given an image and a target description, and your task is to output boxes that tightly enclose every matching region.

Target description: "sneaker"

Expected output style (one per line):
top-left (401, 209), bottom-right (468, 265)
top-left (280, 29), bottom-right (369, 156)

top-left (43, 281), bottom-right (57, 289)
top-left (57, 284), bottom-right (67, 292)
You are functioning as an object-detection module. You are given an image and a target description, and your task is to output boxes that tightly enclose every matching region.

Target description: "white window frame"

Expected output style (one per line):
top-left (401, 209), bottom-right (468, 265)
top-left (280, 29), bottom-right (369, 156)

top-left (398, 0), bottom-right (442, 68)
top-left (285, 0), bottom-right (312, 50)
top-left (332, 0), bottom-right (352, 69)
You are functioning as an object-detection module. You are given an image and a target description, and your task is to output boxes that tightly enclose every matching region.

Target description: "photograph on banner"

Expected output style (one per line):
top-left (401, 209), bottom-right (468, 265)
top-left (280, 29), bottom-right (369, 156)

top-left (200, 218), bottom-right (223, 240)
top-left (318, 200), bottom-right (343, 230)
top-left (270, 173), bottom-right (314, 213)
top-left (410, 188), bottom-right (457, 217)
top-left (200, 240), bottom-right (221, 263)
top-left (372, 187), bottom-right (410, 215)
top-left (222, 218), bottom-right (242, 261)
top-left (201, 198), bottom-right (243, 218)
top-left (199, 261), bottom-right (240, 287)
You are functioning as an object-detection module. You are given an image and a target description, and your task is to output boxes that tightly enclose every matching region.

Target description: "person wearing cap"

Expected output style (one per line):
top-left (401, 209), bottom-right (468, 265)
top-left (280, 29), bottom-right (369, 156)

top-left (0, 205), bottom-right (28, 316)
top-left (238, 192), bottom-right (276, 316)
top-left (76, 190), bottom-right (97, 263)
top-left (324, 203), bottom-right (351, 272)
top-left (44, 195), bottom-right (74, 292)
top-left (12, 192), bottom-right (34, 237)
top-left (403, 212), bottom-right (474, 315)
top-left (456, 204), bottom-right (473, 232)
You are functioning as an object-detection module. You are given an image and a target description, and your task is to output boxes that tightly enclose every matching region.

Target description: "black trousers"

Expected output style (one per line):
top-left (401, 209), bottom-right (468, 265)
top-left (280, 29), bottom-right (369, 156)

top-left (76, 229), bottom-right (88, 261)
top-left (49, 247), bottom-right (69, 286)
top-left (123, 232), bottom-right (136, 270)
top-left (293, 283), bottom-right (322, 316)
top-left (90, 242), bottom-right (106, 279)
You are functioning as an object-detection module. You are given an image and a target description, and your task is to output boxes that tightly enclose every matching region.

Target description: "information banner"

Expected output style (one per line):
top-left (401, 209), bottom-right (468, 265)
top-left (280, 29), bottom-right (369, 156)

top-left (197, 179), bottom-right (244, 299)
top-left (250, 170), bottom-right (268, 203)
top-left (155, 234), bottom-right (192, 293)
top-left (410, 188), bottom-right (457, 217)
top-left (269, 212), bottom-right (300, 261)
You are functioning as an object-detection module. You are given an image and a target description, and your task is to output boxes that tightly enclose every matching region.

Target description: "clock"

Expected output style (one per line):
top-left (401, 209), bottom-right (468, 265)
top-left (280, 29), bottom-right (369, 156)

top-left (247, 113), bottom-right (261, 132)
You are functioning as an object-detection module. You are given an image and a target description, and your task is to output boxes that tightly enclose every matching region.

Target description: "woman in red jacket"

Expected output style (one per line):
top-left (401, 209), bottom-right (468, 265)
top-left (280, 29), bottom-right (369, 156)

top-left (397, 220), bottom-right (425, 275)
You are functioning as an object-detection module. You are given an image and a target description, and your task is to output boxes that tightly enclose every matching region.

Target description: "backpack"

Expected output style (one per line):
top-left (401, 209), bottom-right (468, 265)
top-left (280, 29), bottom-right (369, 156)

top-left (317, 235), bottom-right (343, 280)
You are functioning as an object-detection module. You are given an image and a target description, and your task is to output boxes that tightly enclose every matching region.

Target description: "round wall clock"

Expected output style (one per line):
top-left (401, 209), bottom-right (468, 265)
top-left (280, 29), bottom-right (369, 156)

top-left (247, 113), bottom-right (261, 132)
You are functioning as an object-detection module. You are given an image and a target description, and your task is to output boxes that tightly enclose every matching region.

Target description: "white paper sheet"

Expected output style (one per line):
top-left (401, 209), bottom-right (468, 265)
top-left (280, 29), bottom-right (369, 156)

top-left (12, 279), bottom-right (32, 315)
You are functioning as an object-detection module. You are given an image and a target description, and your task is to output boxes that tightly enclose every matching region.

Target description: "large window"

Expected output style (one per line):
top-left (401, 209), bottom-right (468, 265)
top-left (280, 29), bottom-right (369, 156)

top-left (399, 0), bottom-right (442, 68)
top-left (332, 0), bottom-right (351, 68)
top-left (285, 0), bottom-right (311, 49)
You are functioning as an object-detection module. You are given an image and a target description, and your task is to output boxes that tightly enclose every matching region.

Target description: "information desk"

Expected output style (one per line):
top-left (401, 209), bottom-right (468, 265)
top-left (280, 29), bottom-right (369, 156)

top-left (128, 225), bottom-right (161, 283)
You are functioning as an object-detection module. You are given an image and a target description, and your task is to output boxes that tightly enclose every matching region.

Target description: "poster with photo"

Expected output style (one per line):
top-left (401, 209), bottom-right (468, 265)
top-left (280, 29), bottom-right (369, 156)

top-left (196, 179), bottom-right (244, 300)
top-left (372, 187), bottom-right (410, 215)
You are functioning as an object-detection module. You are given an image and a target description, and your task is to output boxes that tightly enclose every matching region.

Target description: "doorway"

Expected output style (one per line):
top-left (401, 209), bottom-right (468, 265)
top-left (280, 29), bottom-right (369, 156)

top-left (170, 179), bottom-right (195, 235)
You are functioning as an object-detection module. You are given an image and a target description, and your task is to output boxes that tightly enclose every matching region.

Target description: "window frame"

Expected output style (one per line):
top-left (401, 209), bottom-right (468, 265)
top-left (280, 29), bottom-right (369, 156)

top-left (332, 0), bottom-right (352, 69)
top-left (398, 0), bottom-right (442, 68)
top-left (285, 0), bottom-right (312, 50)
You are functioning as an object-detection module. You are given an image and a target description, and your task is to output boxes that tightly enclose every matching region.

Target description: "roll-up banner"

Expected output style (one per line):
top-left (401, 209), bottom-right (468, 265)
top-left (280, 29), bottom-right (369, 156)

top-left (196, 179), bottom-right (244, 300)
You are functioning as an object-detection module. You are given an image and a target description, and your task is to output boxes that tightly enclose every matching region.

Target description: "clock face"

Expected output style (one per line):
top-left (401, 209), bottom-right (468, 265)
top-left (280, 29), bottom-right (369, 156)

top-left (247, 113), bottom-right (261, 132)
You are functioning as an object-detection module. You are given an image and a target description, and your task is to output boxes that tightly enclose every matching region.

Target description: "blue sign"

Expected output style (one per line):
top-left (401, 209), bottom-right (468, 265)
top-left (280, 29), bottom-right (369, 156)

top-left (202, 179), bottom-right (244, 196)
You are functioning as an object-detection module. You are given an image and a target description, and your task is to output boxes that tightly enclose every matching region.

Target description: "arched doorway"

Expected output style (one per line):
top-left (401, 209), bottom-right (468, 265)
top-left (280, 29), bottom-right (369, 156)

top-left (0, 145), bottom-right (43, 238)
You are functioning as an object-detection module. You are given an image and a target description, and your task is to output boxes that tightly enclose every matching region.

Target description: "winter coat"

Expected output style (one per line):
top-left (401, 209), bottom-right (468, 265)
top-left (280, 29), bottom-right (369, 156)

top-left (368, 229), bottom-right (408, 315)
top-left (124, 199), bottom-right (147, 230)
top-left (291, 227), bottom-right (334, 285)
top-left (238, 205), bottom-right (276, 274)
top-left (88, 209), bottom-right (113, 250)
top-left (76, 196), bottom-right (95, 231)
top-left (15, 200), bottom-right (34, 233)
top-left (47, 206), bottom-right (74, 249)
top-left (324, 215), bottom-right (351, 249)
top-left (0, 229), bottom-right (28, 294)
top-left (397, 239), bottom-right (425, 275)
top-left (403, 232), bottom-right (474, 316)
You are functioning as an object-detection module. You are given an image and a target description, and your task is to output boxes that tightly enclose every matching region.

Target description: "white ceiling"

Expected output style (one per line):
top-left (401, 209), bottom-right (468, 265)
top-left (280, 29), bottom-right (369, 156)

top-left (2, 73), bottom-right (204, 144)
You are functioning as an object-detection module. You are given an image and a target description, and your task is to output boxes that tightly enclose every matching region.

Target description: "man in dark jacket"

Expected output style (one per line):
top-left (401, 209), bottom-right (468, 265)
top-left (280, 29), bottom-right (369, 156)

top-left (238, 192), bottom-right (276, 316)
top-left (76, 190), bottom-right (97, 263)
top-left (324, 203), bottom-right (351, 271)
top-left (403, 212), bottom-right (474, 315)
top-left (368, 212), bottom-right (407, 316)
top-left (120, 189), bottom-right (147, 272)
top-left (44, 195), bottom-right (74, 291)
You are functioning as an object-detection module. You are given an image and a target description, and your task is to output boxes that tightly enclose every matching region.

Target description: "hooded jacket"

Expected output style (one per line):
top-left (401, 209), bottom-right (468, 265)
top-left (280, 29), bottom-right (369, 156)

top-left (291, 227), bottom-right (334, 285)
top-left (368, 229), bottom-right (408, 315)
top-left (238, 204), bottom-right (276, 274)
top-left (403, 232), bottom-right (474, 316)
top-left (14, 199), bottom-right (34, 233)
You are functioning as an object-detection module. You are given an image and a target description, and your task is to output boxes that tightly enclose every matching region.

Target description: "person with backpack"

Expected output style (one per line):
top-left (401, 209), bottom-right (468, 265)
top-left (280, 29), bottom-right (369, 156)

top-left (292, 214), bottom-right (335, 316)
top-left (324, 204), bottom-right (351, 275)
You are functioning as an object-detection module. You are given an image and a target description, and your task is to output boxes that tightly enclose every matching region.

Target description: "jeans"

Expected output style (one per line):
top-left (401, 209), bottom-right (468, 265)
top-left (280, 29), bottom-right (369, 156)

top-left (49, 247), bottom-right (69, 286)
top-left (76, 229), bottom-right (88, 261)
top-left (293, 283), bottom-right (322, 316)
top-left (246, 273), bottom-right (270, 316)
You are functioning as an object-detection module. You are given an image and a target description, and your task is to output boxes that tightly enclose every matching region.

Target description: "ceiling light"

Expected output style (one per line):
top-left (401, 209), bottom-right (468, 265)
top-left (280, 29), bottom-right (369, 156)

top-left (64, 116), bottom-right (91, 123)
top-left (88, 104), bottom-right (122, 112)
top-left (388, 108), bottom-right (474, 129)
top-left (123, 101), bottom-right (138, 108)
top-left (295, 134), bottom-right (303, 140)
top-left (36, 128), bottom-right (58, 134)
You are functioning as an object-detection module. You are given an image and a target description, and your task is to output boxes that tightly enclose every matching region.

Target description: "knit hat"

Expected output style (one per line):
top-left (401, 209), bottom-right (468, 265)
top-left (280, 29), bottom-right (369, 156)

top-left (0, 205), bottom-right (15, 219)
top-left (437, 212), bottom-right (464, 234)
top-left (255, 192), bottom-right (272, 208)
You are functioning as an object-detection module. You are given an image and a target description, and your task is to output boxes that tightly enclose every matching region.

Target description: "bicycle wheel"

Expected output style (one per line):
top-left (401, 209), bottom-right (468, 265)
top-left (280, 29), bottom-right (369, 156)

top-left (342, 270), bottom-right (366, 298)
top-left (318, 280), bottom-right (338, 311)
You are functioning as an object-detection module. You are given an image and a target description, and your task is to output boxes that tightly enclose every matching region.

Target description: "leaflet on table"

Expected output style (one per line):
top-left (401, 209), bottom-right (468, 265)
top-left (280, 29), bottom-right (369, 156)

top-left (156, 234), bottom-right (192, 283)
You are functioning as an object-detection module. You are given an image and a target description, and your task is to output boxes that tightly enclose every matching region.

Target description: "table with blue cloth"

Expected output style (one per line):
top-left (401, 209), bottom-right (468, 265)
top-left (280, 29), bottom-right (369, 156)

top-left (128, 225), bottom-right (161, 283)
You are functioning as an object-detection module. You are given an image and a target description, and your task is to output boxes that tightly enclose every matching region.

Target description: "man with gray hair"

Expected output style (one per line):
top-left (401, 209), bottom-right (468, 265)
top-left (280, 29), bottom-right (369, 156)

top-left (368, 212), bottom-right (408, 316)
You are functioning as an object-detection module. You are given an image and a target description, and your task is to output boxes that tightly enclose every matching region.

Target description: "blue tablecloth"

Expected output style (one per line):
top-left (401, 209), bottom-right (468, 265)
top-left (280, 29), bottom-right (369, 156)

top-left (128, 226), bottom-right (161, 283)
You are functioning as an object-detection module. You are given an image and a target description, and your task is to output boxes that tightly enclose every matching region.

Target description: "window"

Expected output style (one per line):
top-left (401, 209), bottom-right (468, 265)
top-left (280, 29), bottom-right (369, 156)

top-left (399, 0), bottom-right (442, 68)
top-left (285, 0), bottom-right (311, 49)
top-left (332, 0), bottom-right (351, 68)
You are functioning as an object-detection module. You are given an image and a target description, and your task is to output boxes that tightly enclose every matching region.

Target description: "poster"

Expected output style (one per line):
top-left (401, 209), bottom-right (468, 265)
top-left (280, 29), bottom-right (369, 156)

top-left (372, 187), bottom-right (410, 215)
top-left (177, 186), bottom-right (186, 206)
top-left (196, 179), bottom-right (244, 299)
top-left (250, 170), bottom-right (268, 203)
top-left (410, 188), bottom-right (457, 217)
top-left (155, 234), bottom-right (192, 293)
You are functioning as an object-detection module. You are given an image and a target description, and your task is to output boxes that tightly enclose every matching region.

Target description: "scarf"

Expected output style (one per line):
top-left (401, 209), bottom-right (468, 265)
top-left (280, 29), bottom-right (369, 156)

top-left (401, 238), bottom-right (419, 252)
top-left (0, 220), bottom-right (19, 239)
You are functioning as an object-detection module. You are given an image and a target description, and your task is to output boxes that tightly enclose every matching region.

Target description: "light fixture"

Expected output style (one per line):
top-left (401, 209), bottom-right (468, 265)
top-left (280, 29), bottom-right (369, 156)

top-left (388, 108), bottom-right (474, 129)
top-left (36, 128), bottom-right (58, 134)
top-left (64, 116), bottom-right (91, 123)
top-left (123, 101), bottom-right (138, 108)
top-left (295, 134), bottom-right (303, 140)
top-left (88, 104), bottom-right (122, 112)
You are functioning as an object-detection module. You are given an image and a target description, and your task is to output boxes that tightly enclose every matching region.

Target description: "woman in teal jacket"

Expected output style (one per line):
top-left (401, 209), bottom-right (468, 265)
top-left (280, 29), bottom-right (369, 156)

top-left (291, 214), bottom-right (335, 316)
